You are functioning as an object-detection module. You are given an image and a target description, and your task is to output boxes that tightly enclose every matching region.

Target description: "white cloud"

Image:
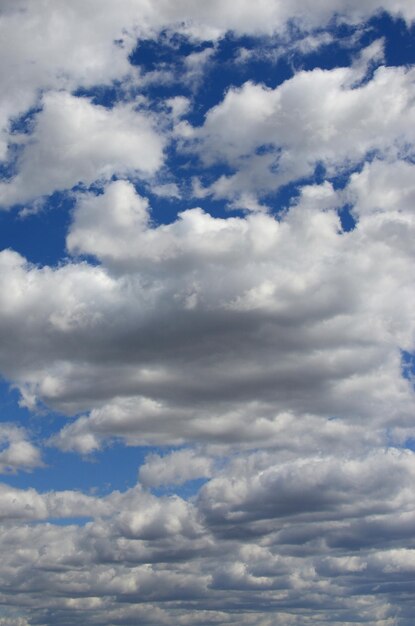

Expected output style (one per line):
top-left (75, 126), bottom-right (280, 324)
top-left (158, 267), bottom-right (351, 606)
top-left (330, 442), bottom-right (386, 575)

top-left (0, 482), bottom-right (110, 521)
top-left (68, 180), bottom-right (150, 263)
top-left (151, 182), bottom-right (182, 199)
top-left (0, 0), bottom-right (145, 162)
top-left (0, 92), bottom-right (165, 207)
top-left (347, 159), bottom-right (415, 218)
top-left (138, 449), bottom-right (214, 487)
top-left (0, 424), bottom-right (43, 474)
top-left (188, 63), bottom-right (415, 204)
top-left (0, 0), bottom-right (412, 186)
top-left (183, 47), bottom-right (216, 90)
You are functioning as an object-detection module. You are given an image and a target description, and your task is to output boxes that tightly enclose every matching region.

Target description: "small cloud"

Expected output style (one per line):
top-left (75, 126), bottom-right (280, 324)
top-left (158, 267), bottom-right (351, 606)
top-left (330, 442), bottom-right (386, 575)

top-left (139, 448), bottom-right (214, 488)
top-left (151, 182), bottom-right (181, 199)
top-left (0, 424), bottom-right (43, 474)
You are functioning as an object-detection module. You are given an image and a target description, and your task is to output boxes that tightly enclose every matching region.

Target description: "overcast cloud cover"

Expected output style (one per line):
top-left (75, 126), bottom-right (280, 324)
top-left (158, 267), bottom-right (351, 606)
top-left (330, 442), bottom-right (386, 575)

top-left (0, 1), bottom-right (414, 625)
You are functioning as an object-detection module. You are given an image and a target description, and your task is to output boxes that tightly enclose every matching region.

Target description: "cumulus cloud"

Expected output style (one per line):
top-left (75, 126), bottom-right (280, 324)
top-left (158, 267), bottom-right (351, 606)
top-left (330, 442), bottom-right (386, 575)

top-left (347, 159), bottom-right (415, 218)
top-left (0, 176), bottom-right (412, 454)
top-left (0, 92), bottom-right (165, 207)
top-left (0, 424), bottom-right (43, 474)
top-left (0, 0), bottom-right (412, 183)
top-left (1, 159), bottom-right (414, 621)
top-left (187, 62), bottom-right (415, 204)
top-left (0, 482), bottom-right (112, 521)
top-left (198, 449), bottom-right (415, 531)
top-left (138, 448), bottom-right (214, 487)
top-left (0, 447), bottom-right (414, 624)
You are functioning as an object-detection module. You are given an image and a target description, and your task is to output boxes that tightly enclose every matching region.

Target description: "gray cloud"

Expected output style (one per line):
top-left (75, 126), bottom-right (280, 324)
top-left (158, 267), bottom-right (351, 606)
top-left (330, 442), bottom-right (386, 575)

top-left (0, 447), bottom-right (413, 624)
top-left (0, 176), bottom-right (412, 452)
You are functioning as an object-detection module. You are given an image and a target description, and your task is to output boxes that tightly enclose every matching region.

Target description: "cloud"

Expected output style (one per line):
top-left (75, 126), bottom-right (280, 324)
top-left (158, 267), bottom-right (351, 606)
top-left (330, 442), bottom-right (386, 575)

top-left (347, 159), bottom-right (415, 218)
top-left (198, 449), bottom-right (415, 531)
top-left (0, 92), bottom-right (165, 208)
top-left (0, 0), bottom-right (413, 190)
top-left (0, 447), bottom-right (413, 623)
top-left (0, 176), bottom-right (412, 453)
top-left (187, 62), bottom-right (415, 203)
top-left (0, 424), bottom-right (43, 474)
top-left (0, 482), bottom-right (111, 521)
top-left (138, 448), bottom-right (214, 487)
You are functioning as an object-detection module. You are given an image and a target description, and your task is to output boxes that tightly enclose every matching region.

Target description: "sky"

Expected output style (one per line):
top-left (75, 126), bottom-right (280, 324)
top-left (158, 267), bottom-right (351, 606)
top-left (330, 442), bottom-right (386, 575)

top-left (0, 1), bottom-right (414, 625)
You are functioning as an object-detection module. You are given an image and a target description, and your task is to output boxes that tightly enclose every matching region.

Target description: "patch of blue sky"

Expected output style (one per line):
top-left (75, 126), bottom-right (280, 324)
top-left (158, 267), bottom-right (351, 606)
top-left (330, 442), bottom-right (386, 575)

top-left (0, 384), bottom-right (208, 497)
top-left (337, 205), bottom-right (357, 232)
top-left (0, 190), bottom-right (73, 266)
top-left (150, 477), bottom-right (210, 501)
top-left (3, 438), bottom-right (154, 495)
top-left (9, 104), bottom-right (43, 135)
top-left (37, 517), bottom-right (94, 527)
top-left (0, 107), bottom-right (44, 184)
top-left (0, 401), bottom-right (207, 502)
top-left (0, 379), bottom-right (31, 424)
top-left (73, 82), bottom-right (127, 109)
top-left (127, 24), bottom-right (354, 126)
top-left (0, 145), bottom-right (22, 182)
top-left (401, 350), bottom-right (415, 385)
top-left (0, 381), bottom-right (159, 494)
top-left (370, 12), bottom-right (415, 67)
top-left (257, 162), bottom-right (357, 225)
top-left (140, 182), bottom-right (248, 226)
top-left (129, 30), bottom-right (214, 72)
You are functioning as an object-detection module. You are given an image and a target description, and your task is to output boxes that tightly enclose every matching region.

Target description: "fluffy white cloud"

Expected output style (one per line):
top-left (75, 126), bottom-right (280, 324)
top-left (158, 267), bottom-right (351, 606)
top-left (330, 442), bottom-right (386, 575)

top-left (187, 62), bottom-right (415, 203)
top-left (0, 0), bottom-right (413, 194)
top-left (67, 180), bottom-right (150, 263)
top-left (347, 158), bottom-right (415, 218)
top-left (0, 92), bottom-right (164, 207)
top-left (0, 424), bottom-right (43, 474)
top-left (138, 448), bottom-right (214, 487)
top-left (0, 482), bottom-right (111, 521)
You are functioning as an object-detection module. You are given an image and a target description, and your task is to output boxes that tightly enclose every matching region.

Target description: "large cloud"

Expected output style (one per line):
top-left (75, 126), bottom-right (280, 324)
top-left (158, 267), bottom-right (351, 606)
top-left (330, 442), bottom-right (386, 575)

top-left (0, 174), bottom-right (413, 453)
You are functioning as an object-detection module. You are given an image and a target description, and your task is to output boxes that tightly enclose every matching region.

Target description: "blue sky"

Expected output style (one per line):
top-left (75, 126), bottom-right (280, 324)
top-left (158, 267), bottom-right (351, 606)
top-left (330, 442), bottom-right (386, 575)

top-left (0, 2), bottom-right (415, 625)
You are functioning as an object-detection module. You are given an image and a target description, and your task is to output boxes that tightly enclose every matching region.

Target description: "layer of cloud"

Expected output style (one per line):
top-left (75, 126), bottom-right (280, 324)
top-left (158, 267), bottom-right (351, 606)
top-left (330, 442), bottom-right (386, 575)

top-left (0, 447), bottom-right (414, 624)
